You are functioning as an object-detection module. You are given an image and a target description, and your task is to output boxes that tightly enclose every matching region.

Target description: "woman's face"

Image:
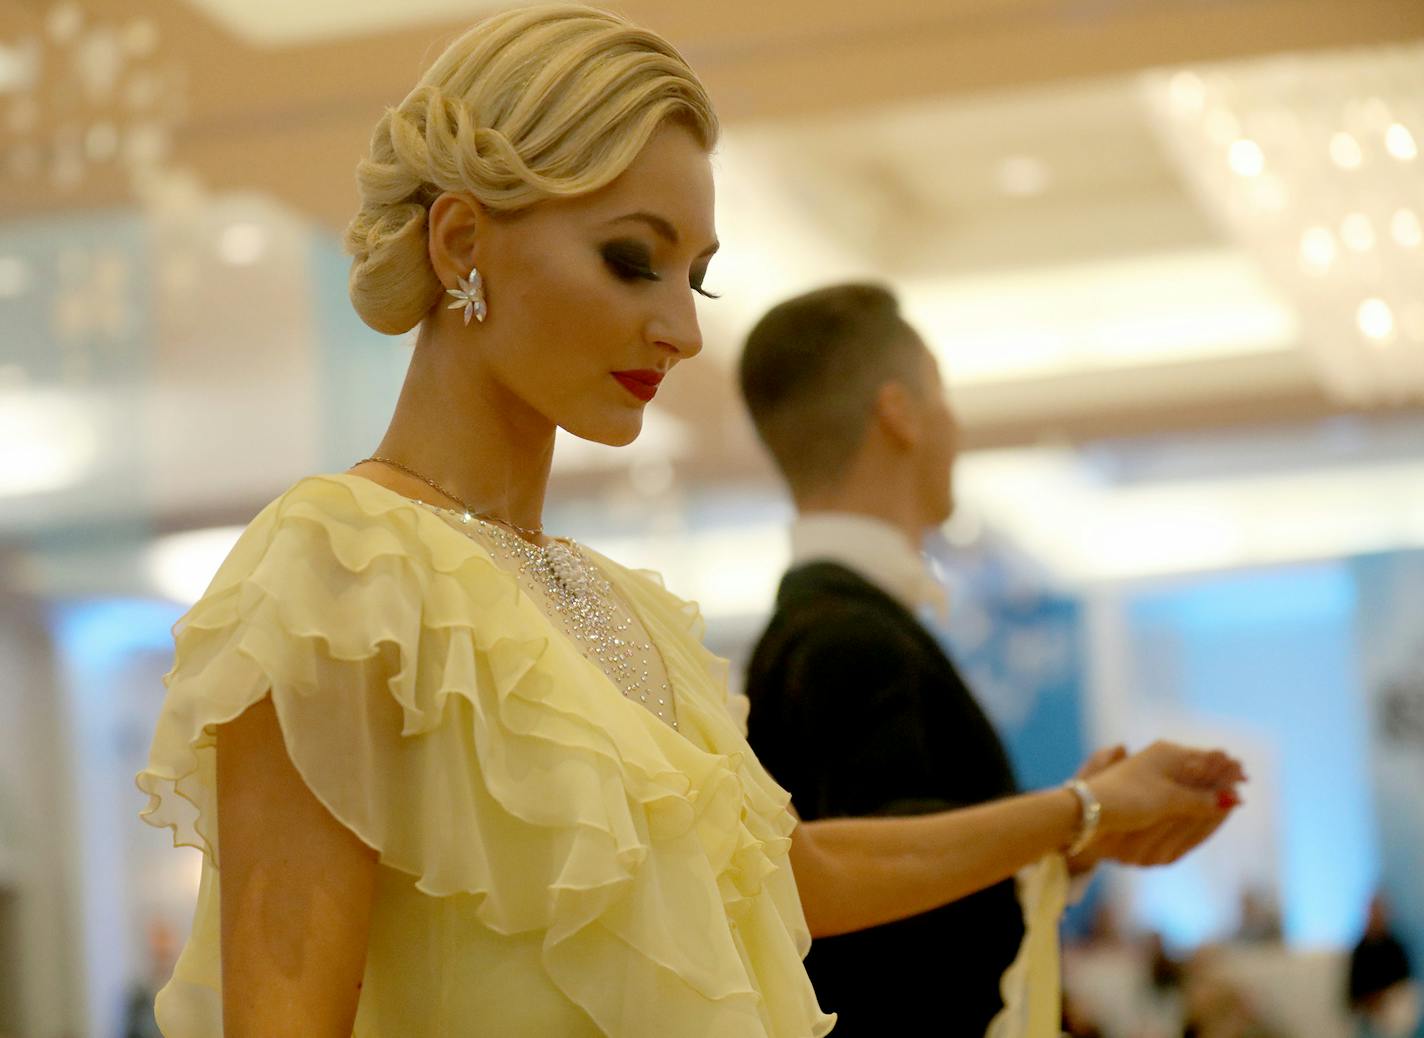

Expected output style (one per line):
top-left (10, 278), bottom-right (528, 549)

top-left (458, 122), bottom-right (717, 446)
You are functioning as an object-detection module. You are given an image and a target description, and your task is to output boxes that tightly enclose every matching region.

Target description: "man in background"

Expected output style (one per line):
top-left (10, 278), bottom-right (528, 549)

top-left (737, 283), bottom-right (1058, 1034)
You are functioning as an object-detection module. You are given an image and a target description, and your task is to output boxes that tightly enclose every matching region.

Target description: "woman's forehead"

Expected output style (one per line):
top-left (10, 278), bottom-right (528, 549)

top-left (581, 126), bottom-right (717, 239)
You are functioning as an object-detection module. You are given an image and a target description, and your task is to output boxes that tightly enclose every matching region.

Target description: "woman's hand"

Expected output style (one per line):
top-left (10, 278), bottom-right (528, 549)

top-left (1083, 741), bottom-right (1245, 867)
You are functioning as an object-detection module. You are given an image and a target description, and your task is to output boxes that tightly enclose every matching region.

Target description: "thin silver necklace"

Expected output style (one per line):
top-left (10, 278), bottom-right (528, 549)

top-left (356, 456), bottom-right (545, 539)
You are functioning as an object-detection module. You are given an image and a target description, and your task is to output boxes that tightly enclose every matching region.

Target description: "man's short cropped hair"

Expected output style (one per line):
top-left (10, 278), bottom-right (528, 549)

top-left (738, 282), bottom-right (925, 496)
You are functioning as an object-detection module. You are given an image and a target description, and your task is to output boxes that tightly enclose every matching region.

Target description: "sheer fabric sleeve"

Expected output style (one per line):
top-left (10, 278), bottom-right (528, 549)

top-left (137, 476), bottom-right (834, 1038)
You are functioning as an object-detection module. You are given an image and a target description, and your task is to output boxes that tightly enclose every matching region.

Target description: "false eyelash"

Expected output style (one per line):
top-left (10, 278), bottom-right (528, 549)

top-left (602, 241), bottom-right (720, 299)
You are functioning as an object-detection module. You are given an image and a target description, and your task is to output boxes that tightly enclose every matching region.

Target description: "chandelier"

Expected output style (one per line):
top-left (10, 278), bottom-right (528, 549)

top-left (1143, 43), bottom-right (1424, 406)
top-left (1, 2), bottom-right (185, 201)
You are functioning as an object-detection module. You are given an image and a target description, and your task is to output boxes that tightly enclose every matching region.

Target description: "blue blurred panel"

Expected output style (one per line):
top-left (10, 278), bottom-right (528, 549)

top-left (936, 551), bottom-right (1089, 791)
top-left (50, 597), bottom-right (184, 1038)
top-left (1126, 563), bottom-right (1378, 949)
top-left (1350, 550), bottom-right (1424, 987)
top-left (51, 598), bottom-right (182, 673)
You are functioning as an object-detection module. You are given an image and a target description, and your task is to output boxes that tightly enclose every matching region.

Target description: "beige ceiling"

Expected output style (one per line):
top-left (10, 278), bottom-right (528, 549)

top-left (179, 0), bottom-right (517, 46)
top-left (4, 0), bottom-right (1423, 232)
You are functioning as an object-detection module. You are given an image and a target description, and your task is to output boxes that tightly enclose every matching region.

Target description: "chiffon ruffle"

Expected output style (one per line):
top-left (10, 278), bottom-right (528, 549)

top-left (986, 854), bottom-right (1069, 1038)
top-left (136, 474), bottom-right (833, 1037)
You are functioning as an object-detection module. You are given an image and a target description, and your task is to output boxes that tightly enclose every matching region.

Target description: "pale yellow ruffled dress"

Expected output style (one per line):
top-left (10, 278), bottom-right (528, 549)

top-left (136, 474), bottom-right (835, 1038)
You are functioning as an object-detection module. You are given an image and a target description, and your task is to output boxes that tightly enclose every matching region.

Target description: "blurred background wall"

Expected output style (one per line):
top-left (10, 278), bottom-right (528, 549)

top-left (3, 1), bottom-right (1424, 1035)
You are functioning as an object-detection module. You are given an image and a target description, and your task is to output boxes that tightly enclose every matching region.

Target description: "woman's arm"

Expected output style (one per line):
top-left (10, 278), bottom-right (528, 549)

top-left (216, 695), bottom-right (380, 1038)
top-left (790, 740), bottom-right (1240, 938)
top-left (791, 787), bottom-right (1080, 937)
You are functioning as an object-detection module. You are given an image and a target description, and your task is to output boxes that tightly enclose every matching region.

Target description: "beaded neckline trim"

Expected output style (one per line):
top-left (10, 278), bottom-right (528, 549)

top-left (415, 500), bottom-right (679, 731)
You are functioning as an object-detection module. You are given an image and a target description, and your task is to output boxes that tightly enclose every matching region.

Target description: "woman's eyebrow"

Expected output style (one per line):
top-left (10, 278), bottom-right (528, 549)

top-left (607, 212), bottom-right (719, 256)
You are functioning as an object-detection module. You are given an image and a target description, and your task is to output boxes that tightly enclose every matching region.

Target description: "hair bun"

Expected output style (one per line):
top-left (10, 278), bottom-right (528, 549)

top-left (344, 199), bottom-right (441, 335)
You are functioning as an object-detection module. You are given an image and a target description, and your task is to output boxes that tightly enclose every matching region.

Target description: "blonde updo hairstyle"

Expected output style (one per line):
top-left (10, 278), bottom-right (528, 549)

top-left (343, 4), bottom-right (719, 335)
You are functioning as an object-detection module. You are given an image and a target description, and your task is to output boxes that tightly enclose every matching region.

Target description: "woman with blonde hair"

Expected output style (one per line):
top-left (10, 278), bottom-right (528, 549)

top-left (137, 6), bottom-right (1242, 1035)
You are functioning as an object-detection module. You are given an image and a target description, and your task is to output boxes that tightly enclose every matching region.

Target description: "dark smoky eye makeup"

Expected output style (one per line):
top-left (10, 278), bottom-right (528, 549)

top-left (600, 239), bottom-right (658, 282)
top-left (600, 239), bottom-right (722, 299)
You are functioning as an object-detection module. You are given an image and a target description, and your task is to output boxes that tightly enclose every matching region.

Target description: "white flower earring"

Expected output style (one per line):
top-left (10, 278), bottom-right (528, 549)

top-left (446, 265), bottom-right (487, 325)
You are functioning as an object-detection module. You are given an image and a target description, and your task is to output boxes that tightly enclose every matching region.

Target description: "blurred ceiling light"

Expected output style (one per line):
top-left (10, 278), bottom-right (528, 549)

top-left (47, 3), bottom-right (83, 44)
top-left (1391, 209), bottom-right (1422, 249)
top-left (1298, 227), bottom-right (1336, 275)
top-left (1329, 131), bottom-right (1364, 170)
top-left (996, 155), bottom-right (1051, 197)
top-left (0, 39), bottom-right (41, 94)
top-left (1356, 298), bottom-right (1395, 342)
top-left (75, 25), bottom-right (124, 100)
top-left (901, 248), bottom-right (1297, 384)
top-left (1228, 139), bottom-right (1265, 177)
top-left (1168, 71), bottom-right (1206, 115)
top-left (955, 447), bottom-right (1424, 585)
top-left (1340, 212), bottom-right (1375, 252)
top-left (0, 255), bottom-right (33, 297)
top-left (146, 526), bottom-right (244, 604)
top-left (0, 389), bottom-right (100, 496)
top-left (1385, 122), bottom-right (1418, 162)
top-left (121, 19), bottom-right (159, 59)
top-left (217, 222), bottom-right (267, 266)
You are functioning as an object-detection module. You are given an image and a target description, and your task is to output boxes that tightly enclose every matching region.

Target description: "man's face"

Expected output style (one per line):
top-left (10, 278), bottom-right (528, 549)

top-left (911, 345), bottom-right (960, 527)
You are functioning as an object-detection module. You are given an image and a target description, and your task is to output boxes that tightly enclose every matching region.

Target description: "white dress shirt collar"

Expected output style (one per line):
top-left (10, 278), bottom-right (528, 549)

top-left (789, 512), bottom-right (948, 621)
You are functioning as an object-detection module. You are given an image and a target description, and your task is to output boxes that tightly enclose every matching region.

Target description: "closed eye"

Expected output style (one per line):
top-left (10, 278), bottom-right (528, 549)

top-left (601, 241), bottom-right (658, 282)
top-left (603, 239), bottom-right (721, 300)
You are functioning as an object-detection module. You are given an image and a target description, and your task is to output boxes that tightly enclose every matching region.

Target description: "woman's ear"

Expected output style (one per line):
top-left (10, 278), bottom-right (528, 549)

top-left (427, 191), bottom-right (486, 287)
top-left (873, 380), bottom-right (923, 449)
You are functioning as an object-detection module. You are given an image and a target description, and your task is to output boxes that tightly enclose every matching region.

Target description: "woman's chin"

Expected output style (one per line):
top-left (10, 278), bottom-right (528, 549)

top-left (562, 411), bottom-right (644, 448)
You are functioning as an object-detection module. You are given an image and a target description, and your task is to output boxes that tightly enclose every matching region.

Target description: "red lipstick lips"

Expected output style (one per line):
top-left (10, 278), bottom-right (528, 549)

top-left (612, 369), bottom-right (664, 402)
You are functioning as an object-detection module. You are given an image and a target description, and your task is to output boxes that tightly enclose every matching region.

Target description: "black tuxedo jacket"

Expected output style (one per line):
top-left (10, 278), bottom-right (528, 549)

top-left (745, 562), bottom-right (1024, 1037)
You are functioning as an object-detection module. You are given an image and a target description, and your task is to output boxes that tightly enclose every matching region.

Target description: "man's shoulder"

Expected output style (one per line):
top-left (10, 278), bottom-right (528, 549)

top-left (758, 568), bottom-right (934, 663)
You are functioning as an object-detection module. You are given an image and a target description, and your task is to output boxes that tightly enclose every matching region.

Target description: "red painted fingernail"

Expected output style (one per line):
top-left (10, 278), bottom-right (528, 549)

top-left (1217, 790), bottom-right (1239, 810)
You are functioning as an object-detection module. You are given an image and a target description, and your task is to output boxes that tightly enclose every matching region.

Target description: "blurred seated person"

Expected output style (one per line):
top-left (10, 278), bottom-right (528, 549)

top-left (1183, 945), bottom-right (1280, 1038)
top-left (1349, 893), bottom-right (1421, 1038)
top-left (1236, 887), bottom-right (1284, 944)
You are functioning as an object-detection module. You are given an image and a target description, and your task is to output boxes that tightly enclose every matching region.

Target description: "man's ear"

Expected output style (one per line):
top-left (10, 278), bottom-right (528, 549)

top-left (873, 380), bottom-right (922, 449)
top-left (427, 191), bottom-right (486, 288)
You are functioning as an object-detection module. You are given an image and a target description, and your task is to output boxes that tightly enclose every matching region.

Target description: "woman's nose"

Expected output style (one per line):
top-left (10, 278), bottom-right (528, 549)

top-left (648, 290), bottom-right (704, 360)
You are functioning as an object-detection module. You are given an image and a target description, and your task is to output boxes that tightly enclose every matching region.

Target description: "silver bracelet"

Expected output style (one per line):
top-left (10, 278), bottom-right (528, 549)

top-left (1064, 779), bottom-right (1102, 857)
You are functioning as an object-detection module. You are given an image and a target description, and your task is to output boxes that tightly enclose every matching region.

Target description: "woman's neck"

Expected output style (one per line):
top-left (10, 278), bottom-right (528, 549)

top-left (363, 335), bottom-right (555, 534)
